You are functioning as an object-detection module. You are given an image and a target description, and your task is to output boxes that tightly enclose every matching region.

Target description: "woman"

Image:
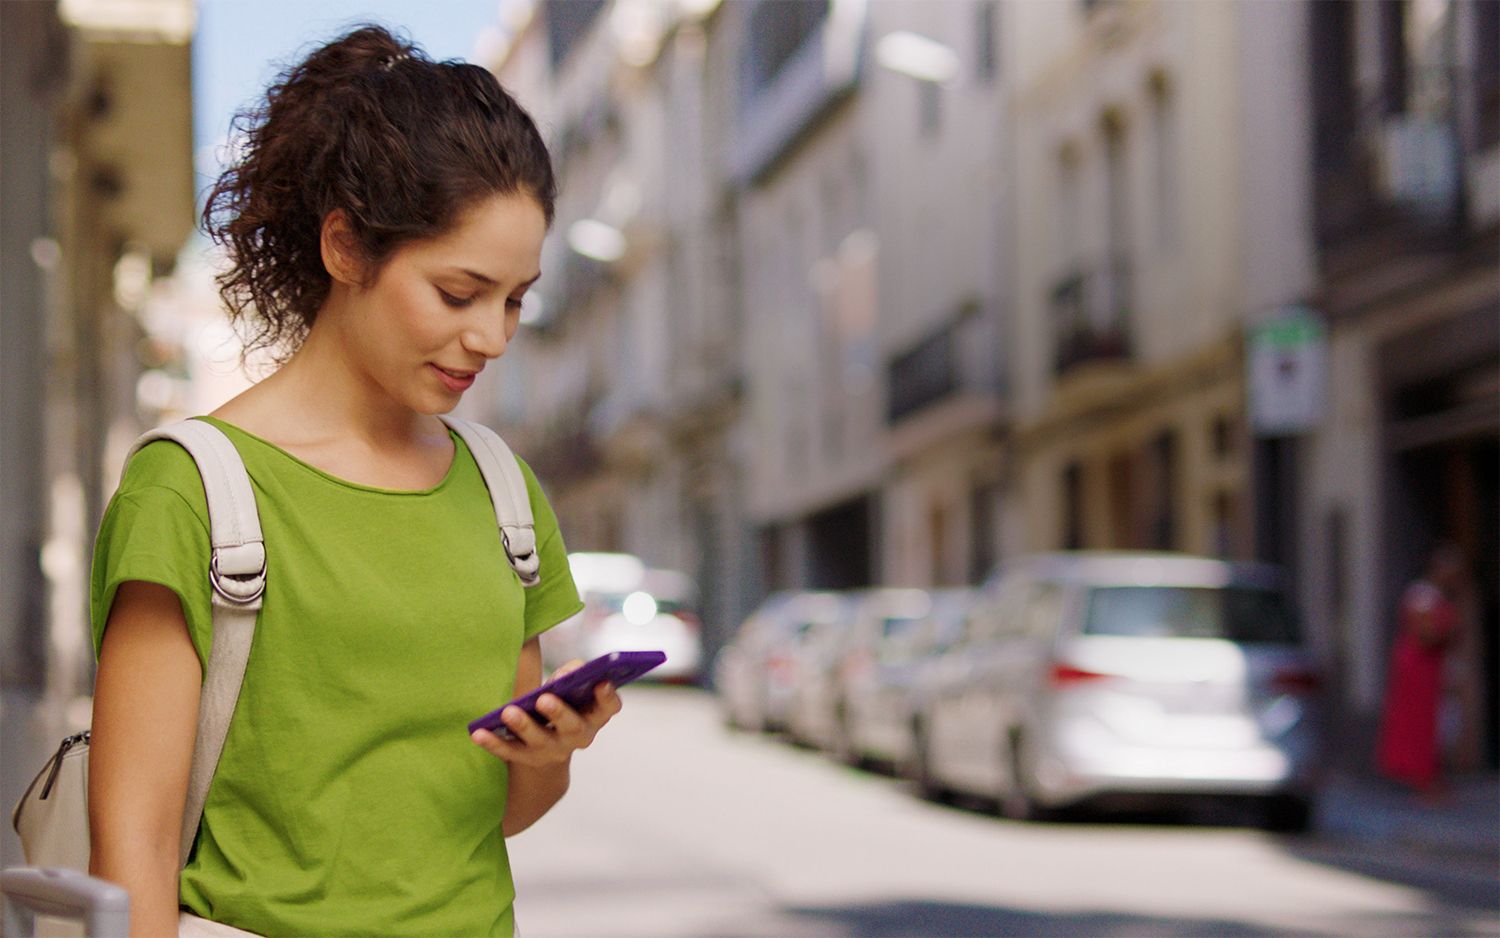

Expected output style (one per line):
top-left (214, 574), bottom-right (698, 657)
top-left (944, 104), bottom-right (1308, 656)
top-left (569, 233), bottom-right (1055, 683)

top-left (1376, 544), bottom-right (1467, 803)
top-left (86, 26), bottom-right (616, 936)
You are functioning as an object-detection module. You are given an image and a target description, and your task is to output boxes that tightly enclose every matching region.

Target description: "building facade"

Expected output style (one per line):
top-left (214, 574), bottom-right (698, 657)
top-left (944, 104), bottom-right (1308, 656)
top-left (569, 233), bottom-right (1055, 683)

top-left (1299, 0), bottom-right (1499, 764)
top-left (484, 0), bottom-right (761, 657)
top-left (1005, 0), bottom-right (1315, 569)
top-left (867, 0), bottom-right (1009, 590)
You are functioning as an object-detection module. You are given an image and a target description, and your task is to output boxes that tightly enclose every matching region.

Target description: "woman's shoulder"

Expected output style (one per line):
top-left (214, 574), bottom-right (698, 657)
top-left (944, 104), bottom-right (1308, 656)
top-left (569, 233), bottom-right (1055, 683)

top-left (119, 427), bottom-right (213, 500)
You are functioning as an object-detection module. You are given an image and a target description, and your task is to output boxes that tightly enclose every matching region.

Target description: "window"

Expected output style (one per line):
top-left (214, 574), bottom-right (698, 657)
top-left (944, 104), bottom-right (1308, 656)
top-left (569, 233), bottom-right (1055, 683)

top-left (743, 0), bottom-right (830, 97)
top-left (1056, 146), bottom-right (1082, 271)
top-left (929, 500), bottom-right (953, 586)
top-left (1212, 415), bottom-right (1236, 460)
top-left (1102, 112), bottom-right (1132, 318)
top-left (545, 0), bottom-right (606, 69)
top-left (1474, 0), bottom-right (1499, 147)
top-left (1149, 74), bottom-right (1178, 251)
top-left (975, 1), bottom-right (998, 83)
top-left (1062, 461), bottom-right (1085, 549)
top-left (969, 482), bottom-right (999, 582)
top-left (1148, 431), bottom-right (1177, 550)
top-left (919, 80), bottom-right (942, 137)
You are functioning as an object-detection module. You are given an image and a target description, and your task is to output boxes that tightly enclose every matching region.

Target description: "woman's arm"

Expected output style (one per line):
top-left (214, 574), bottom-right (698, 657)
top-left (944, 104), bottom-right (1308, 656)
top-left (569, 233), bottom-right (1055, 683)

top-left (473, 638), bottom-right (621, 836)
top-left (88, 580), bottom-right (202, 938)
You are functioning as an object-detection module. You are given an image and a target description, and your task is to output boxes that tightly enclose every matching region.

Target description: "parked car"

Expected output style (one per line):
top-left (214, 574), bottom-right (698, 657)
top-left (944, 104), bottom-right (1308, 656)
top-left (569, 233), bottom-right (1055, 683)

top-left (910, 553), bottom-right (1324, 831)
top-left (543, 552), bottom-right (645, 671)
top-left (843, 587), bottom-right (977, 771)
top-left (715, 591), bottom-right (847, 732)
top-left (785, 589), bottom-right (932, 757)
top-left (782, 594), bottom-right (860, 750)
top-left (576, 568), bottom-right (703, 683)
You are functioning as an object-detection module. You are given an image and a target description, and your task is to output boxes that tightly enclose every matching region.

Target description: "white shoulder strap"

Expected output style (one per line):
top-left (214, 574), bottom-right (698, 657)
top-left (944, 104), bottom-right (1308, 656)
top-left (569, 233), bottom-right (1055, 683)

top-left (439, 416), bottom-right (540, 588)
top-left (126, 418), bottom-right (265, 868)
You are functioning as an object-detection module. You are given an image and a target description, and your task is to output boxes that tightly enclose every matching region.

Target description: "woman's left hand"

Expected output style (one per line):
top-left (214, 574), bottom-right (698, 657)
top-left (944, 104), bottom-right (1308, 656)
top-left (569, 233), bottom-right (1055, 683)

top-left (469, 660), bottom-right (623, 766)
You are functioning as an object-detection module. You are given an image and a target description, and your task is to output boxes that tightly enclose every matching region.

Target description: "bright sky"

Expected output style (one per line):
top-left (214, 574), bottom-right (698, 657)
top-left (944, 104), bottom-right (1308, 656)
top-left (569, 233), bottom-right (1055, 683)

top-left (192, 0), bottom-right (505, 197)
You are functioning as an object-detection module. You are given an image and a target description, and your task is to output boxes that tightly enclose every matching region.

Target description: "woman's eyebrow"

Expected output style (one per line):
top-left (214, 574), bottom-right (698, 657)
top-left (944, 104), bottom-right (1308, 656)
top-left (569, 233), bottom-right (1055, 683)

top-left (451, 269), bottom-right (542, 289)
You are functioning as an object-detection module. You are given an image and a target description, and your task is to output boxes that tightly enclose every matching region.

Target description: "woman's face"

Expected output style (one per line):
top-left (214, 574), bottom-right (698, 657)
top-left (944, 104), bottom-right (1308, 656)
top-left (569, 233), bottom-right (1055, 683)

top-left (335, 191), bottom-right (547, 415)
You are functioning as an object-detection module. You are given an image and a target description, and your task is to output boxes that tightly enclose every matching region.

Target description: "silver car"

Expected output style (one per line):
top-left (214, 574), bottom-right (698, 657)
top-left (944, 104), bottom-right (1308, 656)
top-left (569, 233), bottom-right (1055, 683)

top-left (911, 553), bottom-right (1324, 830)
top-left (843, 588), bottom-right (976, 770)
top-left (715, 591), bottom-right (847, 733)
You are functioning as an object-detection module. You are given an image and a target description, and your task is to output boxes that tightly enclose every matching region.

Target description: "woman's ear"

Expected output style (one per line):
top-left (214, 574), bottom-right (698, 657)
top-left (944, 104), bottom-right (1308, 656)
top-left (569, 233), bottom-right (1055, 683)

top-left (320, 210), bottom-right (367, 286)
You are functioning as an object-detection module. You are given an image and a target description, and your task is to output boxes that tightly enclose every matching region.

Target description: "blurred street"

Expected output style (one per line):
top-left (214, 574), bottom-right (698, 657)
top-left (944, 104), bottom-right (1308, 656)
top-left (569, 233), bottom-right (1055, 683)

top-left (510, 686), bottom-right (1499, 938)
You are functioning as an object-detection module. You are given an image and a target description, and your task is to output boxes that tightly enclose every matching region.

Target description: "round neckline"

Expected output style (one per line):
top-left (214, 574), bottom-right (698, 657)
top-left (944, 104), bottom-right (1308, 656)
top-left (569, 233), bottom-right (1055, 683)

top-left (196, 415), bottom-right (464, 496)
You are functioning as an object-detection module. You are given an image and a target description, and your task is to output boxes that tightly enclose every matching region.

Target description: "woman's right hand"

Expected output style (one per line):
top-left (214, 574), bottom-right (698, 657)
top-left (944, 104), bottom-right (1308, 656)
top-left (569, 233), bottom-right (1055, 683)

top-left (89, 580), bottom-right (202, 938)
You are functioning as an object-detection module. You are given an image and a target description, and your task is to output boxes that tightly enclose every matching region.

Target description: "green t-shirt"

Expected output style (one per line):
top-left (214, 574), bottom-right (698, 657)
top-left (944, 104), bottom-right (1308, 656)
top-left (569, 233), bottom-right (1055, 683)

top-left (89, 416), bottom-right (583, 937)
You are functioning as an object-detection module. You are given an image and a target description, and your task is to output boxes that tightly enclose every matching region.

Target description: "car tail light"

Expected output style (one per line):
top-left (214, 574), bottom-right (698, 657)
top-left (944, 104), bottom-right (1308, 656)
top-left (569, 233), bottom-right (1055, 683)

top-left (1049, 663), bottom-right (1111, 686)
top-left (1269, 666), bottom-right (1321, 695)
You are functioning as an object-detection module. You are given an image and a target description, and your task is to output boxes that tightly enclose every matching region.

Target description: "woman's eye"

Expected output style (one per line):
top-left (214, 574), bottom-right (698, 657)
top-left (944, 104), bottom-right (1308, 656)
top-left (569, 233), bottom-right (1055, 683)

top-left (437, 288), bottom-right (474, 308)
top-left (506, 297), bottom-right (524, 312)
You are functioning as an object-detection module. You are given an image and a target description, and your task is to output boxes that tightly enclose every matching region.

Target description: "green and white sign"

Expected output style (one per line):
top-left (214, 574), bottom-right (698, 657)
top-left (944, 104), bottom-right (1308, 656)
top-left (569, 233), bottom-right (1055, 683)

top-left (1249, 306), bottom-right (1328, 436)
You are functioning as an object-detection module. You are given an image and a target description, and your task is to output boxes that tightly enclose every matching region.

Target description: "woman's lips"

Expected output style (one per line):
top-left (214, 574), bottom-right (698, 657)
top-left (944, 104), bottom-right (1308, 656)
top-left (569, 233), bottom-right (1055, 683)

top-left (431, 364), bottom-right (476, 392)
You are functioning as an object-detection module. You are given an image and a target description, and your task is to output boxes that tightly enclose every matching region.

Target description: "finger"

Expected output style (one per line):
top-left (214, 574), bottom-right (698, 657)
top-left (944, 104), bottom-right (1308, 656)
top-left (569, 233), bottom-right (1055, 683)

top-left (593, 681), bottom-right (623, 719)
top-left (470, 727), bottom-right (528, 761)
top-left (550, 659), bottom-right (586, 679)
top-left (536, 693), bottom-right (588, 738)
top-left (497, 704), bottom-right (552, 747)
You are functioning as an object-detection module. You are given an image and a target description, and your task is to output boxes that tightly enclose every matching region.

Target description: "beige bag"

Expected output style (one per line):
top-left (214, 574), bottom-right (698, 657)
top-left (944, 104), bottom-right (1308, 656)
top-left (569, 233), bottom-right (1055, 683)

top-left (11, 420), bottom-right (267, 876)
top-left (10, 732), bottom-right (94, 874)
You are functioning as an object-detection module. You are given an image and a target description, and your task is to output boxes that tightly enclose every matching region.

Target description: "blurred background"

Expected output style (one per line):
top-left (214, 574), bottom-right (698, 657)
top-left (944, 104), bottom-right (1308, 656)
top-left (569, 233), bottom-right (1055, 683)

top-left (2, 0), bottom-right (1497, 934)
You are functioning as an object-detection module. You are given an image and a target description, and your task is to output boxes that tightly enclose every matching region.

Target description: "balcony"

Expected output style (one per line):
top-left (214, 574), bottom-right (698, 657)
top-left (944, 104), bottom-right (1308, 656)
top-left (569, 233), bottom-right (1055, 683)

top-left (1308, 56), bottom-right (1482, 290)
top-left (1051, 257), bottom-right (1132, 377)
top-left (732, 0), bottom-right (866, 184)
top-left (884, 303), bottom-right (1006, 460)
top-left (887, 325), bottom-right (958, 424)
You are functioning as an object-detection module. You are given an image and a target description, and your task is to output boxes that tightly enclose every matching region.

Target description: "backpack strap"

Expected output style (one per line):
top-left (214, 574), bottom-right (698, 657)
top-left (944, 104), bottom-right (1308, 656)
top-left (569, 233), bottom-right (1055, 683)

top-left (439, 416), bottom-right (540, 588)
top-left (126, 418), bottom-right (265, 868)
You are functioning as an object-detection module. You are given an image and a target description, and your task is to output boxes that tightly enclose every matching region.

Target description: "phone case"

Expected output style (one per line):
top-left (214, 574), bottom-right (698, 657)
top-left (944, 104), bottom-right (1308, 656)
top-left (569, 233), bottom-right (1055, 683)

top-left (468, 650), bottom-right (667, 737)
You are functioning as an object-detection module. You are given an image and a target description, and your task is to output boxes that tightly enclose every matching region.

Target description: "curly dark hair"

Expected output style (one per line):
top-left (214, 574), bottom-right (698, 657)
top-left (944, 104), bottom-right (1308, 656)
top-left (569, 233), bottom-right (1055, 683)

top-left (202, 25), bottom-right (556, 362)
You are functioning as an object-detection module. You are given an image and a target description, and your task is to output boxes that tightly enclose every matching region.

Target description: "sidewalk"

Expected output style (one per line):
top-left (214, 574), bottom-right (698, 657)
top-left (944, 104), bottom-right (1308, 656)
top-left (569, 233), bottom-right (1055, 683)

top-left (1318, 768), bottom-right (1500, 865)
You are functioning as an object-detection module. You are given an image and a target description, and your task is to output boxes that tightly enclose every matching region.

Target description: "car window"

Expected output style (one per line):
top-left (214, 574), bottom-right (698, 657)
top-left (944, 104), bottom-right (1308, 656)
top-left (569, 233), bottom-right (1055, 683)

top-left (1082, 586), bottom-right (1300, 643)
top-left (877, 614), bottom-right (926, 661)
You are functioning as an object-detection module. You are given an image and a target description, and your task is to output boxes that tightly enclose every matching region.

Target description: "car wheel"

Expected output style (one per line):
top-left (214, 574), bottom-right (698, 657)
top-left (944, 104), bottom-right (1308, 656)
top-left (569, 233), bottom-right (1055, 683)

top-left (832, 701), bottom-right (861, 767)
top-left (1261, 793), bottom-right (1313, 833)
top-left (999, 733), bottom-right (1050, 822)
top-left (909, 719), bottom-right (948, 803)
top-left (721, 701), bottom-right (742, 731)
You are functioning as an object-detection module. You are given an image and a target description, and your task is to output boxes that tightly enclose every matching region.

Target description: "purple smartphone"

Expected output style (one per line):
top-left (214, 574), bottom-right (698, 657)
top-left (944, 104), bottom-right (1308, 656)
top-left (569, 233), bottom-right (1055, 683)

top-left (468, 650), bottom-right (667, 739)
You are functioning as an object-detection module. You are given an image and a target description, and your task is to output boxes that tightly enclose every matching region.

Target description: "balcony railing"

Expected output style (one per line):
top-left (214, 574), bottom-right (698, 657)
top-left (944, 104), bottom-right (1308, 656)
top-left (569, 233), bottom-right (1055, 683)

top-left (887, 324), bottom-right (959, 424)
top-left (1051, 257), bottom-right (1132, 377)
top-left (1311, 66), bottom-right (1481, 247)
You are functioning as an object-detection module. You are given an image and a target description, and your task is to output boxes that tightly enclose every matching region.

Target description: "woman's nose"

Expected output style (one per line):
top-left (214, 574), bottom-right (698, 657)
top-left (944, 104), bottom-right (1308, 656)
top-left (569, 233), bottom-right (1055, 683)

top-left (462, 305), bottom-right (509, 359)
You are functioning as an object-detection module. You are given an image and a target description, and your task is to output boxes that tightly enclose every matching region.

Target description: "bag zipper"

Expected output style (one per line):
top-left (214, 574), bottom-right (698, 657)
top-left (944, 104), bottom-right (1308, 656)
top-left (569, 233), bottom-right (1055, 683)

top-left (39, 731), bottom-right (90, 800)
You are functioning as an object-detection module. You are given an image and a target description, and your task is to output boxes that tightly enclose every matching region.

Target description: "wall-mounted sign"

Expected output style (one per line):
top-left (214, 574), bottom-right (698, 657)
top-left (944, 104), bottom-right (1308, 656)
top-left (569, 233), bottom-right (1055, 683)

top-left (1249, 306), bottom-right (1328, 437)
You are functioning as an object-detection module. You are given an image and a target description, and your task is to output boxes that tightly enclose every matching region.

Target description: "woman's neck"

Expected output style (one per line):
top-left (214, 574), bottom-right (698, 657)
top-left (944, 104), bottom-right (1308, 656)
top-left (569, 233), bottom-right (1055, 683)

top-left (254, 316), bottom-right (431, 450)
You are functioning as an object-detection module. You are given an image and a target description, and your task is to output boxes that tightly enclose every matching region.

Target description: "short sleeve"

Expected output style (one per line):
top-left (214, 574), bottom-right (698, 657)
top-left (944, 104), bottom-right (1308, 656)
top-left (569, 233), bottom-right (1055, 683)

top-left (89, 441), bottom-right (215, 673)
top-left (516, 457), bottom-right (584, 641)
